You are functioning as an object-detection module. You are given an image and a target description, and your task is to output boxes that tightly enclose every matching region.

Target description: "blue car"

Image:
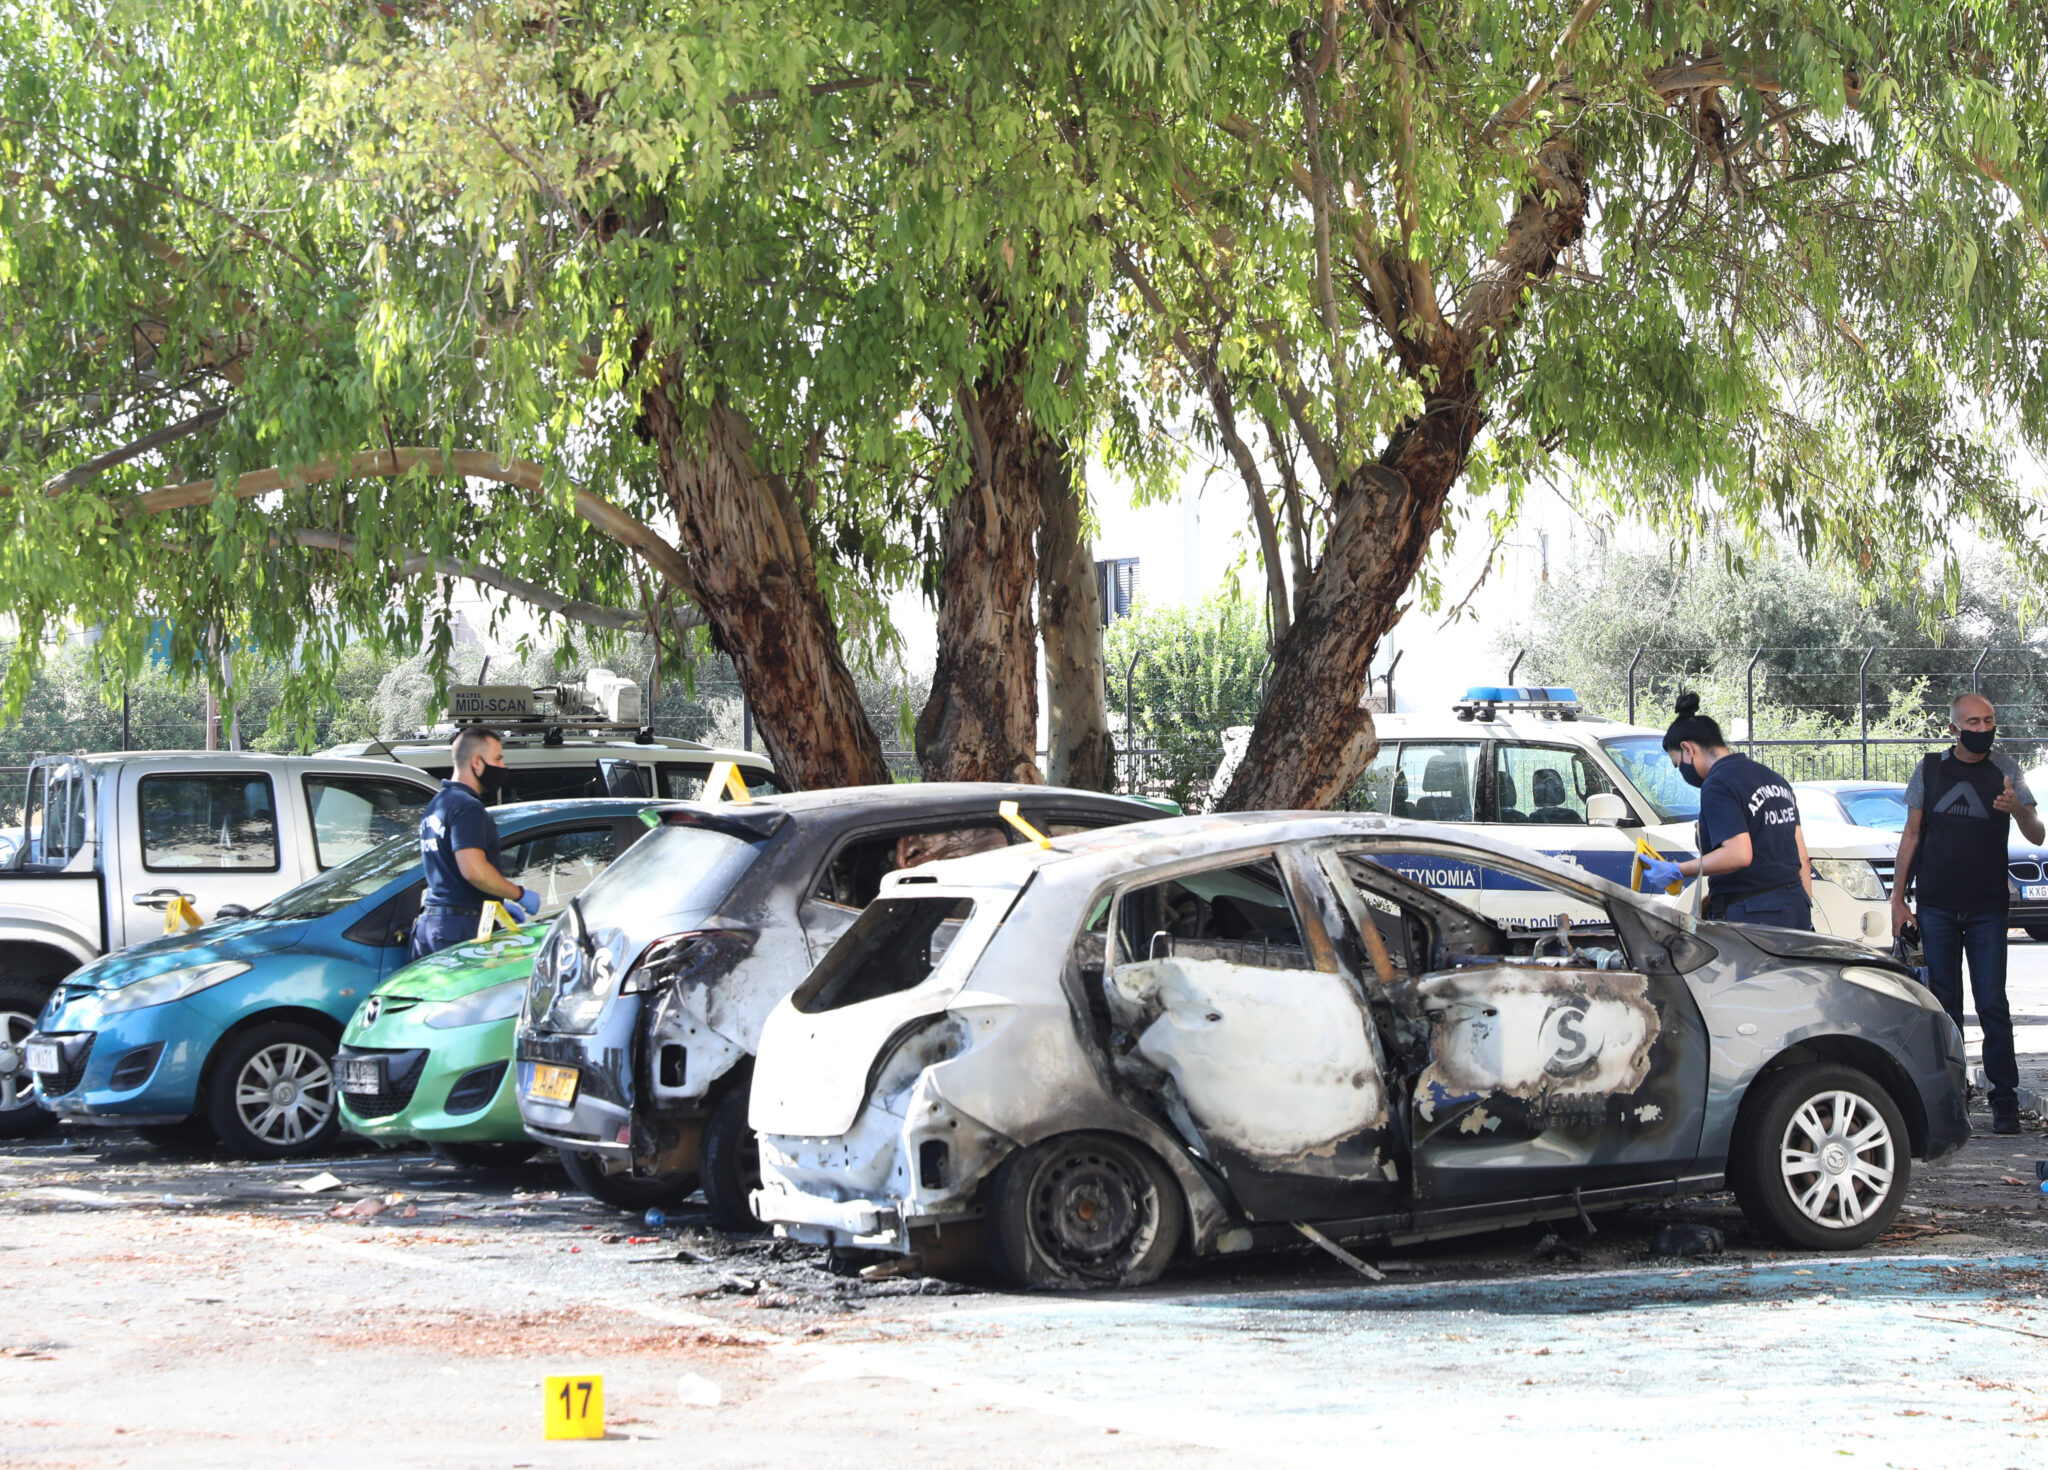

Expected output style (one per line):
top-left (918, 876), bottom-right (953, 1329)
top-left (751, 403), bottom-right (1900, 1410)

top-left (26, 798), bottom-right (660, 1158)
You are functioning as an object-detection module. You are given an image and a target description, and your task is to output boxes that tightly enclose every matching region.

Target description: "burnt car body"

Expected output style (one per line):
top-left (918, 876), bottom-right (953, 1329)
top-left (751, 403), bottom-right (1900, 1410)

top-left (514, 783), bottom-right (1170, 1224)
top-left (749, 813), bottom-right (1969, 1288)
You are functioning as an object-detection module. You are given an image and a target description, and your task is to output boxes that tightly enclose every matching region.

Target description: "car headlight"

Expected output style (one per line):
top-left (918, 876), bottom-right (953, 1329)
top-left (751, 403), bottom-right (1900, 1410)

top-left (1839, 965), bottom-right (1943, 1011)
top-left (1812, 859), bottom-right (1887, 901)
top-left (423, 980), bottom-right (527, 1031)
top-left (98, 961), bottom-right (252, 1014)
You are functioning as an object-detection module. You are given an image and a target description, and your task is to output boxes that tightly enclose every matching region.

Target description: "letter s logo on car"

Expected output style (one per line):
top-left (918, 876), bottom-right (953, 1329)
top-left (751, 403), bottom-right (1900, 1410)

top-left (1540, 997), bottom-right (1598, 1079)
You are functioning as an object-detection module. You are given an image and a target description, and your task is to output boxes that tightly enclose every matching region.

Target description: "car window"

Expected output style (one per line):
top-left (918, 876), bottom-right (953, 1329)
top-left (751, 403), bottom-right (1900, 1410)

top-left (1348, 746), bottom-right (1397, 814)
top-left (1602, 736), bottom-right (1698, 823)
top-left (812, 825), bottom-right (1009, 909)
top-left (502, 827), bottom-right (618, 914)
top-left (412, 761), bottom-right (607, 804)
top-left (793, 896), bottom-right (974, 1013)
top-left (258, 832), bottom-right (422, 920)
top-left (20, 766), bottom-right (44, 865)
top-left (1345, 848), bottom-right (1622, 943)
top-left (1494, 745), bottom-right (1614, 826)
top-left (1390, 743), bottom-right (1481, 823)
top-left (139, 773), bottom-right (279, 872)
top-left (1114, 858), bottom-right (1310, 971)
top-left (656, 761), bottom-right (785, 799)
top-left (304, 776), bottom-right (433, 868)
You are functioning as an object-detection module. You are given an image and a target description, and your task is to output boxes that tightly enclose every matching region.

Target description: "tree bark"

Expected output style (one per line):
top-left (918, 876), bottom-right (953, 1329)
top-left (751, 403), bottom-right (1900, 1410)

top-left (642, 371), bottom-right (889, 790)
top-left (915, 370), bottom-right (1045, 784)
top-left (1219, 139), bottom-right (1588, 811)
top-left (1036, 435), bottom-right (1115, 790)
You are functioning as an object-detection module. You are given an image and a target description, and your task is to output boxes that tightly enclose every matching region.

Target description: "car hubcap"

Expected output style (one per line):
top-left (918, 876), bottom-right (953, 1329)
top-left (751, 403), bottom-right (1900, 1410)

top-left (1032, 1148), bottom-right (1155, 1278)
top-left (235, 1043), bottom-right (334, 1146)
top-left (1781, 1089), bottom-right (1894, 1228)
top-left (0, 1010), bottom-right (36, 1112)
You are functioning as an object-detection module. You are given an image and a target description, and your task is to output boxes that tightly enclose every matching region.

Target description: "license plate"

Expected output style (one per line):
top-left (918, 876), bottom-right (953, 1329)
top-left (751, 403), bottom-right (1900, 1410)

top-left (2025, 885), bottom-right (2048, 901)
top-left (340, 1058), bottom-right (386, 1096)
top-left (525, 1063), bottom-right (579, 1105)
top-left (25, 1043), bottom-right (58, 1074)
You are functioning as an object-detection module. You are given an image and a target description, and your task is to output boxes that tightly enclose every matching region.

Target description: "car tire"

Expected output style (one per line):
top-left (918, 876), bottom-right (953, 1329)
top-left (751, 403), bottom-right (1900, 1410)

top-left (430, 1140), bottom-right (540, 1170)
top-left (0, 977), bottom-right (59, 1141)
top-left (2027, 926), bottom-right (2048, 943)
top-left (557, 1147), bottom-right (696, 1212)
top-left (985, 1131), bottom-right (1185, 1291)
top-left (700, 1082), bottom-right (764, 1235)
top-left (137, 1116), bottom-right (217, 1149)
top-left (1731, 1063), bottom-right (1911, 1250)
top-left (205, 1022), bottom-right (342, 1160)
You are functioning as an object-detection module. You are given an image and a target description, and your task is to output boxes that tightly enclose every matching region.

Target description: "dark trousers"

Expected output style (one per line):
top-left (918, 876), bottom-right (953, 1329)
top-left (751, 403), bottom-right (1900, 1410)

top-left (1917, 906), bottom-right (2017, 1104)
top-left (1708, 886), bottom-right (1814, 931)
top-left (409, 912), bottom-right (479, 961)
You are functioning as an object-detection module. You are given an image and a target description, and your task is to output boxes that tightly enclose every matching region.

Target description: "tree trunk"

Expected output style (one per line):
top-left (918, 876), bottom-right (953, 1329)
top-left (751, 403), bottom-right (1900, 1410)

top-left (1036, 435), bottom-right (1115, 790)
top-left (915, 370), bottom-right (1044, 784)
top-left (642, 373), bottom-right (889, 790)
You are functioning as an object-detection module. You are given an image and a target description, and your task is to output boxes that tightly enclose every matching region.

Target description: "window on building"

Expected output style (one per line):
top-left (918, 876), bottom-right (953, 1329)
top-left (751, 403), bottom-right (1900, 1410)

top-left (1095, 558), bottom-right (1140, 623)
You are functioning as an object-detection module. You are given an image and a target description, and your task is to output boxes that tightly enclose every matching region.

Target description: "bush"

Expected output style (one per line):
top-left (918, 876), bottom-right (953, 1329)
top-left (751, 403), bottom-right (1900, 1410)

top-left (1104, 596), bottom-right (1269, 810)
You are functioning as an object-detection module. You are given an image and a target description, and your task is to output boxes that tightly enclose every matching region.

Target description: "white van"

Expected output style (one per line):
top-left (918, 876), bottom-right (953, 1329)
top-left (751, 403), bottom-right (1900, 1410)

top-left (1356, 688), bottom-right (1894, 945)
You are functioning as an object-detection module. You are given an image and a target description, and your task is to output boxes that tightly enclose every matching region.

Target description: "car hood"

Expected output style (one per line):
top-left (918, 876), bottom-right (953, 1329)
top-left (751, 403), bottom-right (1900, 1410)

top-left (68, 919), bottom-right (312, 990)
top-left (375, 930), bottom-right (541, 1002)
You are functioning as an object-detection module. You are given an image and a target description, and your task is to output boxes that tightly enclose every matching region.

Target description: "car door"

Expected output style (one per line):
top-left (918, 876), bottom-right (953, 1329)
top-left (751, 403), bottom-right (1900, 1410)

top-left (1095, 848), bottom-right (1402, 1222)
top-left (1318, 838), bottom-right (1708, 1205)
top-left (119, 766), bottom-right (291, 944)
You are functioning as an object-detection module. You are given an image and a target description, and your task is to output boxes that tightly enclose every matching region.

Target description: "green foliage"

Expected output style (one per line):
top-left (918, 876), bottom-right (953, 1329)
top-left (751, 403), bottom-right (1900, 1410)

top-left (1104, 595), bottom-right (1268, 809)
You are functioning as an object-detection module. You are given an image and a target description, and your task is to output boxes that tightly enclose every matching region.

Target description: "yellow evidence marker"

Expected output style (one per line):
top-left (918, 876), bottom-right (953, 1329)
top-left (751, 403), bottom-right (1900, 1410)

top-left (544, 1374), bottom-right (604, 1440)
top-left (998, 800), bottom-right (1052, 849)
top-left (162, 894), bottom-right (205, 935)
top-left (705, 760), bottom-right (755, 805)
top-left (474, 899), bottom-right (524, 941)
top-left (1630, 836), bottom-right (1683, 896)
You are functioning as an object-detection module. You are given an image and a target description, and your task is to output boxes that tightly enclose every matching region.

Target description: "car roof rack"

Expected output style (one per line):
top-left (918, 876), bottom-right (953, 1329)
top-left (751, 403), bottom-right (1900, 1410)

top-left (1453, 685), bottom-right (1582, 722)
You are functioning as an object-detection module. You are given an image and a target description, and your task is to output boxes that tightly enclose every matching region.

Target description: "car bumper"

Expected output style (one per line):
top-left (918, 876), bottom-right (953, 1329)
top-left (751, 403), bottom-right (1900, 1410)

top-left (514, 997), bottom-right (641, 1155)
top-left (1914, 1007), bottom-right (1972, 1161)
top-left (28, 992), bottom-right (221, 1122)
top-left (337, 1016), bottom-right (527, 1146)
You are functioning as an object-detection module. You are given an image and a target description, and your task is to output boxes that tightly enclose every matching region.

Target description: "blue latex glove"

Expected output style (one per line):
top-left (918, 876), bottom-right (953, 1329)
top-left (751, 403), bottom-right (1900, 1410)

top-left (507, 886), bottom-right (542, 923)
top-left (1640, 858), bottom-right (1685, 892)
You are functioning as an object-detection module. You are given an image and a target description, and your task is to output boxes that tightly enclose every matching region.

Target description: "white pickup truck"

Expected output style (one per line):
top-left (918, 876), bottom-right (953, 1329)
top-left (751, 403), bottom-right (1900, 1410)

top-left (0, 752), bottom-right (440, 1136)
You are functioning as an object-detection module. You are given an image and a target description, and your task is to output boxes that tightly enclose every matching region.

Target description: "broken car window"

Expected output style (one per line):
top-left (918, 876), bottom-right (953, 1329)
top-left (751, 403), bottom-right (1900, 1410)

top-left (793, 896), bottom-right (974, 1014)
top-left (811, 825), bottom-right (1008, 909)
top-left (1113, 858), bottom-right (1309, 971)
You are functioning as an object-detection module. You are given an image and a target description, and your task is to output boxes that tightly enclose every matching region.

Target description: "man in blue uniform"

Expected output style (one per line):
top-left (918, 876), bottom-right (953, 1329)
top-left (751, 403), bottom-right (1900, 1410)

top-left (1890, 693), bottom-right (2043, 1134)
top-left (1640, 694), bottom-right (1813, 929)
top-left (411, 726), bottom-right (541, 959)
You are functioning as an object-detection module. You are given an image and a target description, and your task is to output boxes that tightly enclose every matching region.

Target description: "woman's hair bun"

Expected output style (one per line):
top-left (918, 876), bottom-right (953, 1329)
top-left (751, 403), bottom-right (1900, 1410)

top-left (1674, 692), bottom-right (1702, 718)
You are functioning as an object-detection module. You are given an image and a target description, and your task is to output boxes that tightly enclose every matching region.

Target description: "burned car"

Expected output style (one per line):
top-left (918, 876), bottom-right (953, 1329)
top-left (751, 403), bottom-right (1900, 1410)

top-left (514, 783), bottom-right (1171, 1225)
top-left (749, 813), bottom-right (1968, 1288)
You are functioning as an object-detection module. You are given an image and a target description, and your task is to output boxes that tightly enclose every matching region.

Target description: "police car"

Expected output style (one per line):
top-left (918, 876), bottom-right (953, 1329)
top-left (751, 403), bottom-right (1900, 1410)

top-left (1355, 687), bottom-right (1896, 946)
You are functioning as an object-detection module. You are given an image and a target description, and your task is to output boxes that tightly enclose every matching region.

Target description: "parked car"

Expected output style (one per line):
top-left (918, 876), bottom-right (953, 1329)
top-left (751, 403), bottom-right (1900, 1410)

top-left (1792, 778), bottom-right (2048, 940)
top-left (26, 798), bottom-right (657, 1158)
top-left (516, 784), bottom-right (1175, 1226)
top-left (749, 812), bottom-right (1968, 1289)
top-left (1352, 688), bottom-right (1897, 946)
top-left (0, 751), bottom-right (440, 1138)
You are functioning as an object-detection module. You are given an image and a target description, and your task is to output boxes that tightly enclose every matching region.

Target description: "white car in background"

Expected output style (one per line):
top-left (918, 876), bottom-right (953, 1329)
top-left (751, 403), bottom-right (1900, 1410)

top-left (1354, 688), bottom-right (1895, 946)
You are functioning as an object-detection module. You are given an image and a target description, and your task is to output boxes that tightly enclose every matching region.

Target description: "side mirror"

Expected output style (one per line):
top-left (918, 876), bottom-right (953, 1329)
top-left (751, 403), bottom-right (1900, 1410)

top-left (213, 903), bottom-right (252, 922)
top-left (1587, 793), bottom-right (1629, 827)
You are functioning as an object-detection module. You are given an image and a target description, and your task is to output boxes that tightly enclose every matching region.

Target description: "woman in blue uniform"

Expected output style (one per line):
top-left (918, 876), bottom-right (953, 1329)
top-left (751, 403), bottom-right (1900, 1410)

top-left (1639, 694), bottom-right (1814, 930)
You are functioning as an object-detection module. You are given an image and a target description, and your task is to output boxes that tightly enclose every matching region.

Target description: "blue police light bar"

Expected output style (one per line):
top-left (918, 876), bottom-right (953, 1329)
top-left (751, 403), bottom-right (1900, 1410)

top-left (1453, 685), bottom-right (1581, 722)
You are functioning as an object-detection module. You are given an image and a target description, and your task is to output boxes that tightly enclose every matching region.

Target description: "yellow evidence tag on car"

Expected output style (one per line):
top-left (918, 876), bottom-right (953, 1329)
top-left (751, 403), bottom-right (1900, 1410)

top-left (526, 1063), bottom-right (579, 1105)
top-left (544, 1375), bottom-right (603, 1440)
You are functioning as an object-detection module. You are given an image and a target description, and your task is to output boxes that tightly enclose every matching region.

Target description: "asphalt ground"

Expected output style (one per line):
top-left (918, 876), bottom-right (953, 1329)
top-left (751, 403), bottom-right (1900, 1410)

top-left (3, 948), bottom-right (2045, 1466)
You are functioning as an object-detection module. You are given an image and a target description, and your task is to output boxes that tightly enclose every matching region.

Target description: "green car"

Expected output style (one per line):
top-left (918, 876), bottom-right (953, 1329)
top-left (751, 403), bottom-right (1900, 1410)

top-left (336, 928), bottom-right (548, 1166)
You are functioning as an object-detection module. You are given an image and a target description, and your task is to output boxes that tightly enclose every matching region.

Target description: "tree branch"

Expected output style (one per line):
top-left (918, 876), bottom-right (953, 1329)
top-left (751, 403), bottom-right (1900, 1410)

top-left (39, 403), bottom-right (232, 492)
top-left (279, 528), bottom-right (705, 635)
top-left (1479, 0), bottom-right (1608, 146)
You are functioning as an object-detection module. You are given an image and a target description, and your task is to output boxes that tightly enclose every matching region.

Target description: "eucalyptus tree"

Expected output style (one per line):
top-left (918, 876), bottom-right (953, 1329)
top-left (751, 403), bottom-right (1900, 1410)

top-left (1094, 1), bottom-right (2048, 809)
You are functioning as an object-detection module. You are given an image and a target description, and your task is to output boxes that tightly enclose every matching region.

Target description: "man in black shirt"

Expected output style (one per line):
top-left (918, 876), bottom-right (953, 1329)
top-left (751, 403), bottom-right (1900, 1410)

top-left (1641, 695), bottom-right (1814, 929)
top-left (412, 727), bottom-right (540, 959)
top-left (1891, 693), bottom-right (2043, 1135)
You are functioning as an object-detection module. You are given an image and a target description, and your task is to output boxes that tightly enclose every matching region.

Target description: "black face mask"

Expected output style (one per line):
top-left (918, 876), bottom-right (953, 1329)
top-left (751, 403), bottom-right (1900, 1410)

top-left (1957, 727), bottom-right (1996, 755)
top-left (1677, 761), bottom-right (1706, 789)
top-left (474, 760), bottom-right (514, 796)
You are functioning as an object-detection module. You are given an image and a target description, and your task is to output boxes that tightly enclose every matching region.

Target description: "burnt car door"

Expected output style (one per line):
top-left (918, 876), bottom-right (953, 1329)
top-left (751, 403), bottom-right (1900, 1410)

top-left (1096, 849), bottom-right (1403, 1221)
top-left (1318, 839), bottom-right (1708, 1204)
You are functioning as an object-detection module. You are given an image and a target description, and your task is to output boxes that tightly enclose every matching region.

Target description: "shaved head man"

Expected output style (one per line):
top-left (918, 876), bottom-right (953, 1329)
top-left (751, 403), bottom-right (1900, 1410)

top-left (1892, 692), bottom-right (2044, 1134)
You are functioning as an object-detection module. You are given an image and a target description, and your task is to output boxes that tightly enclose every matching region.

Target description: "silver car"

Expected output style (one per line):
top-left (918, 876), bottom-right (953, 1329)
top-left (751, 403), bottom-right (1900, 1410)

top-left (751, 814), bottom-right (1968, 1289)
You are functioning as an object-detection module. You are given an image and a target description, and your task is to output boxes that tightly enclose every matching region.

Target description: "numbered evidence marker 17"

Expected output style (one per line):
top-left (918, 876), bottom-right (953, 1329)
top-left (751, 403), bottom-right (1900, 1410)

top-left (544, 1375), bottom-right (604, 1440)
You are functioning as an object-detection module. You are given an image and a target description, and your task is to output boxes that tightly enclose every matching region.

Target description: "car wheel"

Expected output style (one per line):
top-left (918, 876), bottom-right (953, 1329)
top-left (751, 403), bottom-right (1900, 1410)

top-left (700, 1082), bottom-right (764, 1235)
top-left (137, 1116), bottom-right (217, 1149)
top-left (0, 978), bottom-right (59, 1141)
top-left (1732, 1063), bottom-right (1911, 1250)
top-left (557, 1148), bottom-right (696, 1212)
top-left (206, 1022), bottom-right (342, 1160)
top-left (430, 1141), bottom-right (540, 1170)
top-left (985, 1132), bottom-right (1184, 1290)
top-left (2027, 926), bottom-right (2048, 943)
